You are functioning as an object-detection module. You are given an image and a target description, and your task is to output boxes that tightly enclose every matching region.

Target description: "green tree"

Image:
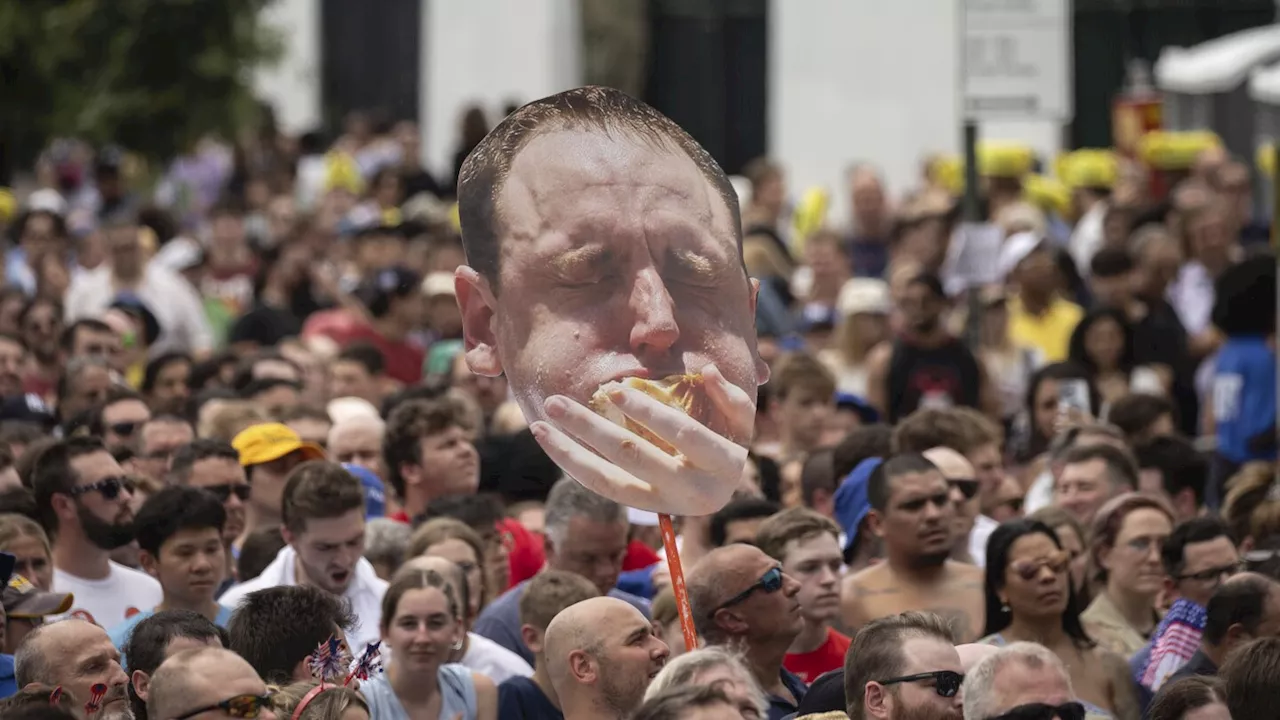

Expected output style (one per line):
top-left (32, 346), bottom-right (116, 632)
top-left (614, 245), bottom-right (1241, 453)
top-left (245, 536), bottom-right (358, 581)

top-left (0, 0), bottom-right (281, 182)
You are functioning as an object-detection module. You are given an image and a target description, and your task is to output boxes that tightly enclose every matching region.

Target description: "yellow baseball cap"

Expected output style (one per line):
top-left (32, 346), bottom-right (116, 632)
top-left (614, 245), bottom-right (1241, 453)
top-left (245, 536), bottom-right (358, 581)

top-left (232, 423), bottom-right (325, 467)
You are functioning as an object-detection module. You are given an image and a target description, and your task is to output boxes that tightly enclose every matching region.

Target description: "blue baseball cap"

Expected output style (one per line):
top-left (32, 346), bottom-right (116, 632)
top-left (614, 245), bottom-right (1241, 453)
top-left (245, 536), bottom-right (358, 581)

top-left (343, 464), bottom-right (386, 519)
top-left (834, 457), bottom-right (882, 560)
top-left (835, 392), bottom-right (880, 425)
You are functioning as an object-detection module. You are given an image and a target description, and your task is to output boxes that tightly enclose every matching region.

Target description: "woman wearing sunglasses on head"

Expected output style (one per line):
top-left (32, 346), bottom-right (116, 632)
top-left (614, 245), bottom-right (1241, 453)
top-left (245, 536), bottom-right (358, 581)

top-left (979, 519), bottom-right (1139, 720)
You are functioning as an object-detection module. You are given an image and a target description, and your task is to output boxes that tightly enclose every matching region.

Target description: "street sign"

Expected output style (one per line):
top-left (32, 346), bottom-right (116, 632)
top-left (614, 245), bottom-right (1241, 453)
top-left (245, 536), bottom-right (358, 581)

top-left (962, 0), bottom-right (1073, 120)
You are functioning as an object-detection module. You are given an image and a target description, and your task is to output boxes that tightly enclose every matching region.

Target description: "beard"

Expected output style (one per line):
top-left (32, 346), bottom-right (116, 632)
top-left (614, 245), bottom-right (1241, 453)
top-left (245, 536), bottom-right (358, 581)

top-left (911, 550), bottom-right (952, 570)
top-left (910, 315), bottom-right (941, 334)
top-left (597, 656), bottom-right (650, 716)
top-left (899, 701), bottom-right (963, 720)
top-left (78, 504), bottom-right (136, 550)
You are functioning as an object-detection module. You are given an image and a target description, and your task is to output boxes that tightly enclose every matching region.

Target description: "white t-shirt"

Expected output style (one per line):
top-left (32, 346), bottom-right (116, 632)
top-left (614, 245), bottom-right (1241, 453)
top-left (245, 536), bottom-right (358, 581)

top-left (52, 562), bottom-right (163, 629)
top-left (461, 632), bottom-right (533, 684)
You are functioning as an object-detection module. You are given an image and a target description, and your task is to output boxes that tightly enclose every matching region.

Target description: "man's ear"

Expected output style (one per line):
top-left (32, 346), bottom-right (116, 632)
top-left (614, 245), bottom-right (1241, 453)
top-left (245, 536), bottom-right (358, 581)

top-left (868, 510), bottom-right (886, 540)
top-left (864, 681), bottom-right (891, 719)
top-left (291, 657), bottom-right (313, 683)
top-left (1174, 487), bottom-right (1197, 520)
top-left (138, 551), bottom-right (160, 580)
top-left (520, 624), bottom-right (543, 655)
top-left (1162, 575), bottom-right (1179, 601)
top-left (131, 670), bottom-right (151, 702)
top-left (455, 266), bottom-right (504, 378)
top-left (280, 525), bottom-right (296, 547)
top-left (813, 488), bottom-right (835, 519)
top-left (748, 278), bottom-right (771, 386)
top-left (568, 649), bottom-right (596, 684)
top-left (713, 608), bottom-right (749, 637)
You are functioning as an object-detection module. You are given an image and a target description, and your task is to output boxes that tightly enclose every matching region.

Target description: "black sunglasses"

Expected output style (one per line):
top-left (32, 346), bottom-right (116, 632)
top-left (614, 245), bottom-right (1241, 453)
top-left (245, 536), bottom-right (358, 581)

top-left (173, 693), bottom-right (274, 720)
top-left (947, 477), bottom-right (979, 500)
top-left (68, 476), bottom-right (135, 501)
top-left (1175, 561), bottom-right (1244, 583)
top-left (204, 483), bottom-right (252, 503)
top-left (108, 421), bottom-right (140, 438)
top-left (877, 670), bottom-right (964, 698)
top-left (989, 701), bottom-right (1086, 720)
top-left (708, 567), bottom-right (784, 618)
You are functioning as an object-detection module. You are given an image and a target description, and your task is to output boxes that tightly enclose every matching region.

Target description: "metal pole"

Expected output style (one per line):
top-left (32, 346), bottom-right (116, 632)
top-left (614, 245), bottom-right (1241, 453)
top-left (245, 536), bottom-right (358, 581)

top-left (962, 121), bottom-right (983, 351)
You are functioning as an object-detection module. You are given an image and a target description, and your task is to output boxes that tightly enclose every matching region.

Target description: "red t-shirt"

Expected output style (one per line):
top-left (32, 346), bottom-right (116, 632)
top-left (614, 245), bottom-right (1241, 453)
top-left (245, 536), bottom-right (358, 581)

top-left (388, 511), bottom-right (544, 590)
top-left (784, 627), bottom-right (852, 684)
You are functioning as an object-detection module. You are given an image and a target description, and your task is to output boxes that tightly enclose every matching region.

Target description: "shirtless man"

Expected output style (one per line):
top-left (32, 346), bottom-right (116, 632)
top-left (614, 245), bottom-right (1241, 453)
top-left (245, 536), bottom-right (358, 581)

top-left (841, 453), bottom-right (985, 642)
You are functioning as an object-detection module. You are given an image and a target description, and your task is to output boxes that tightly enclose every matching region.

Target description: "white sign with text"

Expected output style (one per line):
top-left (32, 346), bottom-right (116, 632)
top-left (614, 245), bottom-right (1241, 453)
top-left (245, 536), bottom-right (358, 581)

top-left (962, 0), bottom-right (1072, 120)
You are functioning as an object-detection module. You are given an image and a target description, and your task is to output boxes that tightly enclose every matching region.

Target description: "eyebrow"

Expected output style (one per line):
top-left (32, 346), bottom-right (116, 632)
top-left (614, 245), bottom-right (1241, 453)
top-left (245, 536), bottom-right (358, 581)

top-left (624, 625), bottom-right (651, 644)
top-left (547, 244), bottom-right (613, 275)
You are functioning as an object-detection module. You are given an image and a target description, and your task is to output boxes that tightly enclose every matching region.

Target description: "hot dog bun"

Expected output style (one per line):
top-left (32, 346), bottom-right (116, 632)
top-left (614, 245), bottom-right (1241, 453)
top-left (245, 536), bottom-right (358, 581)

top-left (589, 373), bottom-right (708, 455)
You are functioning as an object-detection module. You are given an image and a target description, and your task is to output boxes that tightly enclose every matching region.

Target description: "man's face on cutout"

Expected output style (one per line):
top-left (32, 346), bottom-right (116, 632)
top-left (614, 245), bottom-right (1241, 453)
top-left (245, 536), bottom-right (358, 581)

top-left (458, 129), bottom-right (766, 439)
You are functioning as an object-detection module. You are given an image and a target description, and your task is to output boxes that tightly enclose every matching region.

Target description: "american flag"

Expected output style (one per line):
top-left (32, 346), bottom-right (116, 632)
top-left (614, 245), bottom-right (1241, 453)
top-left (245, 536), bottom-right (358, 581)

top-left (307, 636), bottom-right (350, 682)
top-left (345, 642), bottom-right (384, 686)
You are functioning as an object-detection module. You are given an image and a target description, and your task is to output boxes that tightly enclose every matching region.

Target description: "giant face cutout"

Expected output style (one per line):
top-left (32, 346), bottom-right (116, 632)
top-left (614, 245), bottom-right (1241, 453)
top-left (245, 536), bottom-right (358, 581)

top-left (456, 87), bottom-right (767, 515)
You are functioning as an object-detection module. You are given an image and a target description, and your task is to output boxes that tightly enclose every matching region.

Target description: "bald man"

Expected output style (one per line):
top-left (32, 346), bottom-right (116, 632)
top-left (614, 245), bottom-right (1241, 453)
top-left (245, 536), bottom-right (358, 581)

top-left (544, 596), bottom-right (669, 720)
top-left (327, 415), bottom-right (385, 476)
top-left (686, 544), bottom-right (807, 719)
top-left (147, 647), bottom-right (276, 720)
top-left (923, 446), bottom-right (983, 566)
top-left (14, 619), bottom-right (131, 720)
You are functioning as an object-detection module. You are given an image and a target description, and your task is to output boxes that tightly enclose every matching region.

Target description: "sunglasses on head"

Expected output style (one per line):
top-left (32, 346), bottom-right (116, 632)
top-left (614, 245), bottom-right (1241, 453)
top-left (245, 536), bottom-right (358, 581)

top-left (877, 670), bottom-right (963, 698)
top-left (1010, 550), bottom-right (1072, 581)
top-left (68, 476), bottom-right (135, 500)
top-left (173, 693), bottom-right (274, 720)
top-left (708, 567), bottom-right (784, 618)
top-left (989, 701), bottom-right (1086, 720)
top-left (947, 478), bottom-right (979, 500)
top-left (204, 483), bottom-right (252, 503)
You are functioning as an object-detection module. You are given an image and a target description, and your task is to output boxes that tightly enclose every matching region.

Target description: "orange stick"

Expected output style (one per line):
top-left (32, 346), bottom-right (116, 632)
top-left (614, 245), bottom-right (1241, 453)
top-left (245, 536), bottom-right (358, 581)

top-left (658, 512), bottom-right (699, 652)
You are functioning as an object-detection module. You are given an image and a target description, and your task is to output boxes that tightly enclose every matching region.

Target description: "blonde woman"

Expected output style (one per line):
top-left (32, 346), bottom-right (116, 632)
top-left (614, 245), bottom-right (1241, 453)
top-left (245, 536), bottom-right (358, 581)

top-left (819, 278), bottom-right (890, 397)
top-left (0, 513), bottom-right (53, 590)
top-left (271, 681), bottom-right (369, 720)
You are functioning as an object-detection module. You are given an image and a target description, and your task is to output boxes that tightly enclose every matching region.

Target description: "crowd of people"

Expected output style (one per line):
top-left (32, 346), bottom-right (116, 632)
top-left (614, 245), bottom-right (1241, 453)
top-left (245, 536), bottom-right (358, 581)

top-left (0, 85), bottom-right (1274, 720)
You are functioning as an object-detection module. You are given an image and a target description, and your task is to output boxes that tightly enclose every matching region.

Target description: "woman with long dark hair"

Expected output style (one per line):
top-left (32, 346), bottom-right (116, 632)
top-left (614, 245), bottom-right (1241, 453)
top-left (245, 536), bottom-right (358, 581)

top-left (980, 519), bottom-right (1139, 720)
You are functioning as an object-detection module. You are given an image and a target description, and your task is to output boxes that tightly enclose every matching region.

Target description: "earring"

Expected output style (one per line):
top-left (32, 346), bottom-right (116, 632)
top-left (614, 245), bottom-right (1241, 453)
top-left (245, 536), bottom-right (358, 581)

top-left (452, 638), bottom-right (464, 651)
top-left (1000, 601), bottom-right (1010, 613)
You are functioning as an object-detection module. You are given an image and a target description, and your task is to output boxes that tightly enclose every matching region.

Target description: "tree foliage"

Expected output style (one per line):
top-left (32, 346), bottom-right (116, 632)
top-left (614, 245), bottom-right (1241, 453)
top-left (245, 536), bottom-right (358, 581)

top-left (0, 0), bottom-right (281, 177)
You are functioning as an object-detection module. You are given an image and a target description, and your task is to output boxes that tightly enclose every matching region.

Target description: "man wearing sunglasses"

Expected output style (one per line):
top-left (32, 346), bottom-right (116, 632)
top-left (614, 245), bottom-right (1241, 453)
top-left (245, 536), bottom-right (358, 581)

top-left (1167, 572), bottom-right (1280, 685)
top-left (169, 440), bottom-right (251, 591)
top-left (844, 611), bottom-right (964, 720)
top-left (961, 642), bottom-right (1084, 720)
top-left (91, 387), bottom-right (152, 455)
top-left (922, 446), bottom-right (983, 567)
top-left (841, 453), bottom-right (986, 643)
top-left (147, 647), bottom-right (276, 720)
top-left (687, 544), bottom-right (806, 720)
top-left (32, 436), bottom-right (161, 629)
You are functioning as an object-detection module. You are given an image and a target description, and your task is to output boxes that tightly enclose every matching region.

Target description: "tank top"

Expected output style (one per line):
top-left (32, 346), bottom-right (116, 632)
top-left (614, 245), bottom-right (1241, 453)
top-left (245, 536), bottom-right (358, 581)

top-left (885, 337), bottom-right (982, 423)
top-left (361, 663), bottom-right (478, 720)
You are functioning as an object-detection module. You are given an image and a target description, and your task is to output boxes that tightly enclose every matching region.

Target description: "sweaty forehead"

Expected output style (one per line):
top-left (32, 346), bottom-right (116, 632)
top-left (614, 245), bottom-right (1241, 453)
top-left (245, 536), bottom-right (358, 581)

top-left (888, 470), bottom-right (946, 500)
top-left (499, 129), bottom-right (725, 236)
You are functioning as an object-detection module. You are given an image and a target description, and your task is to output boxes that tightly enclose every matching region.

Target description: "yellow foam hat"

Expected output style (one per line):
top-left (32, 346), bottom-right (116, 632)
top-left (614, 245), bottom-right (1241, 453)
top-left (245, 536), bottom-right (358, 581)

top-left (1021, 175), bottom-right (1071, 218)
top-left (323, 152), bottom-right (366, 195)
top-left (1059, 149), bottom-right (1119, 190)
top-left (448, 202), bottom-right (461, 233)
top-left (1257, 142), bottom-right (1275, 180)
top-left (792, 187), bottom-right (830, 252)
top-left (380, 207), bottom-right (403, 227)
top-left (1138, 131), bottom-right (1223, 171)
top-left (977, 141), bottom-right (1035, 179)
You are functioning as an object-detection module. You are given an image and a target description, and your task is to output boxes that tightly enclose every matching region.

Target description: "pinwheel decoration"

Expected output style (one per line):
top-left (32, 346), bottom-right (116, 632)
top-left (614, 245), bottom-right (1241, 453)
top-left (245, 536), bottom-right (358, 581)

top-left (344, 642), bottom-right (383, 686)
top-left (307, 636), bottom-right (350, 682)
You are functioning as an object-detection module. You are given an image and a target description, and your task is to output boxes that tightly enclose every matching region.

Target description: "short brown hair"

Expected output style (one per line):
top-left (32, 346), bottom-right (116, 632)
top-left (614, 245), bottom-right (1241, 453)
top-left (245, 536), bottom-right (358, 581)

top-left (518, 569), bottom-right (599, 633)
top-left (383, 395), bottom-right (474, 498)
top-left (281, 462), bottom-right (365, 534)
top-left (1060, 442), bottom-right (1139, 491)
top-left (1149, 676), bottom-right (1224, 720)
top-left (755, 507), bottom-right (840, 563)
top-left (770, 352), bottom-right (836, 402)
top-left (457, 86), bottom-right (740, 292)
top-left (893, 407), bottom-right (1001, 455)
top-left (844, 612), bottom-right (956, 719)
top-left (1220, 636), bottom-right (1280, 720)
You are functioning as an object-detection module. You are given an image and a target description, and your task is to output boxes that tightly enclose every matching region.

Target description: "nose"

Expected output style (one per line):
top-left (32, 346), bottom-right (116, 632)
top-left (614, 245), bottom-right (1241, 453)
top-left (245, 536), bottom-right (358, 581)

top-left (782, 573), bottom-right (801, 597)
top-left (948, 485), bottom-right (966, 507)
top-left (225, 491), bottom-right (243, 510)
top-left (109, 660), bottom-right (129, 687)
top-left (628, 268), bottom-right (680, 357)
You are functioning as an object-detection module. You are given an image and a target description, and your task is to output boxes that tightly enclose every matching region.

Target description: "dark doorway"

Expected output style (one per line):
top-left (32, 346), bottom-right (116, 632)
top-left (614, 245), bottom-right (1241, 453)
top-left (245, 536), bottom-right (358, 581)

top-left (644, 0), bottom-right (768, 175)
top-left (320, 0), bottom-right (422, 134)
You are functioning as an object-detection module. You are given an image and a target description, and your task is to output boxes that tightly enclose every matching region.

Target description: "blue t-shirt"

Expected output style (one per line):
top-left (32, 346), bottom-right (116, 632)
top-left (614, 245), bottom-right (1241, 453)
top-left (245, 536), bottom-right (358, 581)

top-left (474, 580), bottom-right (651, 666)
top-left (107, 606), bottom-right (235, 669)
top-left (497, 675), bottom-right (563, 720)
top-left (1212, 337), bottom-right (1277, 463)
